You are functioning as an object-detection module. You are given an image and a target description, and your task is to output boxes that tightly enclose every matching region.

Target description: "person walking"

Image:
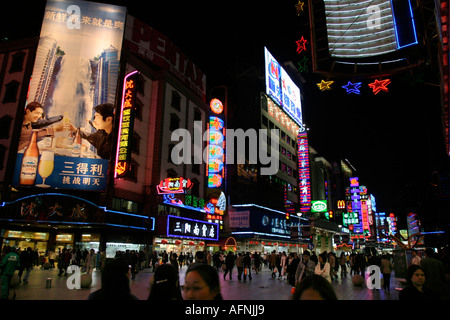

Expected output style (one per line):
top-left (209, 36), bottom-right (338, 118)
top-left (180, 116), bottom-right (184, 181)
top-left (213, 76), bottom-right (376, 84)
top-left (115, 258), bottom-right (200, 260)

top-left (223, 251), bottom-right (235, 280)
top-left (0, 246), bottom-right (20, 300)
top-left (328, 252), bottom-right (336, 281)
top-left (243, 252), bottom-right (252, 282)
top-left (380, 254), bottom-right (394, 292)
top-left (88, 258), bottom-right (138, 300)
top-left (235, 253), bottom-right (244, 281)
top-left (339, 253), bottom-right (347, 278)
top-left (399, 265), bottom-right (433, 300)
top-left (315, 252), bottom-right (331, 283)
top-left (85, 249), bottom-right (96, 275)
top-left (269, 251), bottom-right (277, 278)
top-left (253, 252), bottom-right (261, 275)
top-left (148, 263), bottom-right (182, 300)
top-left (287, 253), bottom-right (300, 287)
top-left (18, 247), bottom-right (33, 284)
top-left (420, 248), bottom-right (445, 299)
top-left (410, 249), bottom-right (421, 266)
top-left (280, 252), bottom-right (287, 280)
top-left (295, 250), bottom-right (316, 286)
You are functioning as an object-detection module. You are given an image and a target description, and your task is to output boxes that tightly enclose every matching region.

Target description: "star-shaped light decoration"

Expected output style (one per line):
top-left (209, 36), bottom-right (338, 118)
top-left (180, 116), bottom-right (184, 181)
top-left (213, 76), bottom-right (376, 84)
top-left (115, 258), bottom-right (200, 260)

top-left (296, 36), bottom-right (308, 54)
top-left (368, 79), bottom-right (391, 95)
top-left (295, 1), bottom-right (305, 16)
top-left (297, 56), bottom-right (309, 73)
top-left (317, 80), bottom-right (334, 91)
top-left (342, 81), bottom-right (362, 94)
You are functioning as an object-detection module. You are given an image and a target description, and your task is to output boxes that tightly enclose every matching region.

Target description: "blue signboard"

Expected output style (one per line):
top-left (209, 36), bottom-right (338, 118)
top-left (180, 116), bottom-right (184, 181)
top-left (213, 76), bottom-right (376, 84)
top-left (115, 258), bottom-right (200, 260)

top-left (13, 154), bottom-right (109, 191)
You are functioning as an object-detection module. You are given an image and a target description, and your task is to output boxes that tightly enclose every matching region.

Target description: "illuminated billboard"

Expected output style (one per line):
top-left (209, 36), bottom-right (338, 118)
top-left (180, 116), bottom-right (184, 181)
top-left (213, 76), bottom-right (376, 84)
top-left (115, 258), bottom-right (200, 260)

top-left (323, 0), bottom-right (418, 58)
top-left (264, 47), bottom-right (303, 127)
top-left (13, 0), bottom-right (126, 191)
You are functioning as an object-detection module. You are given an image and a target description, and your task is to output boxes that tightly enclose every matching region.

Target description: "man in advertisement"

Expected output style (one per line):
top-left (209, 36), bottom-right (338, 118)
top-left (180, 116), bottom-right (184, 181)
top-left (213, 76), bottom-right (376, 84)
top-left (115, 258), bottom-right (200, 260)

top-left (66, 103), bottom-right (114, 160)
top-left (19, 102), bottom-right (65, 152)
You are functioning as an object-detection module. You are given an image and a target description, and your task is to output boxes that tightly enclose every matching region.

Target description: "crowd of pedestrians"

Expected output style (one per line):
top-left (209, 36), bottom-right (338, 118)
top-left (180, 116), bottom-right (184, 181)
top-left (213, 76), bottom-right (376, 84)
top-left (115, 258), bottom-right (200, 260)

top-left (1, 244), bottom-right (450, 300)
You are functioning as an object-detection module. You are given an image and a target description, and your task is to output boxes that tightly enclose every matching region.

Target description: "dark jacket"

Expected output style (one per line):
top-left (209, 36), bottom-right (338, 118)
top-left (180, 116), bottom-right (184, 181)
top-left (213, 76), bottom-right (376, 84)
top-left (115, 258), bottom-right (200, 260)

top-left (399, 285), bottom-right (433, 300)
top-left (80, 129), bottom-right (112, 159)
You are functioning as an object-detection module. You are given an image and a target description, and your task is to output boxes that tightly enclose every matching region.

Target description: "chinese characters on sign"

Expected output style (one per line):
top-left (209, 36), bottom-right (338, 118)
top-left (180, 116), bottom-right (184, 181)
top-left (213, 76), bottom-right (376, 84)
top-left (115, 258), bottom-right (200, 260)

top-left (44, 9), bottom-right (124, 30)
top-left (115, 71), bottom-right (139, 178)
top-left (298, 131), bottom-right (311, 213)
top-left (167, 215), bottom-right (219, 241)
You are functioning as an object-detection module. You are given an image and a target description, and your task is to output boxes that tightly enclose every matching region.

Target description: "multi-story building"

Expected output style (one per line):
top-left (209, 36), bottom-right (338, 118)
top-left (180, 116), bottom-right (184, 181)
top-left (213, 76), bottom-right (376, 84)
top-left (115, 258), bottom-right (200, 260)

top-left (0, 3), bottom-right (216, 258)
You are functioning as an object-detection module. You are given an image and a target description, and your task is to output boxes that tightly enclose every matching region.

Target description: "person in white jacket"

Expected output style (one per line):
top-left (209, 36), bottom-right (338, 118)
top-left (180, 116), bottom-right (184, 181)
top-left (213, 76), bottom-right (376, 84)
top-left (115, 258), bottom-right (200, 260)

top-left (315, 252), bottom-right (331, 283)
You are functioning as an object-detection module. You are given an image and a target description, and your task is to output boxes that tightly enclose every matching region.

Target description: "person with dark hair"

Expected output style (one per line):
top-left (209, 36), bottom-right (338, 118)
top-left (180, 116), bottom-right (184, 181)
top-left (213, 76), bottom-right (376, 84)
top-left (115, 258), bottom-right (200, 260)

top-left (67, 103), bottom-right (115, 159)
top-left (19, 102), bottom-right (65, 151)
top-left (88, 258), bottom-right (138, 300)
top-left (182, 264), bottom-right (223, 300)
top-left (223, 251), bottom-right (235, 280)
top-left (187, 251), bottom-right (205, 272)
top-left (295, 250), bottom-right (315, 285)
top-left (399, 265), bottom-right (433, 300)
top-left (292, 274), bottom-right (338, 300)
top-left (315, 252), bottom-right (331, 283)
top-left (380, 254), bottom-right (393, 292)
top-left (148, 263), bottom-right (182, 300)
top-left (420, 247), bottom-right (445, 299)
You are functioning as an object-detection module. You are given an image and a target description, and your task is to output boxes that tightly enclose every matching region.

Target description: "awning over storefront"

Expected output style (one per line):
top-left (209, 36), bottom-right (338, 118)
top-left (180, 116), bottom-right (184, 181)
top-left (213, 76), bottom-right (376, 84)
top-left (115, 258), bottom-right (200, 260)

top-left (207, 236), bottom-right (237, 247)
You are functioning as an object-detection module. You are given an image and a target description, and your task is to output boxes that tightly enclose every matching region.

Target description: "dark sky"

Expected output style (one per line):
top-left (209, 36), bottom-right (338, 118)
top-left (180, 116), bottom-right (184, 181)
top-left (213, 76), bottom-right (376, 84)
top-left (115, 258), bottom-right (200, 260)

top-left (2, 0), bottom-right (449, 230)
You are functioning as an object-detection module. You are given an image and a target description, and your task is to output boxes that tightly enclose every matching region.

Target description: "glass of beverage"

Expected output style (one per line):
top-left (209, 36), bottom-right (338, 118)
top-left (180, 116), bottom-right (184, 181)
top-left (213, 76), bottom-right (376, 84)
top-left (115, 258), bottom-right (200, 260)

top-left (36, 151), bottom-right (54, 188)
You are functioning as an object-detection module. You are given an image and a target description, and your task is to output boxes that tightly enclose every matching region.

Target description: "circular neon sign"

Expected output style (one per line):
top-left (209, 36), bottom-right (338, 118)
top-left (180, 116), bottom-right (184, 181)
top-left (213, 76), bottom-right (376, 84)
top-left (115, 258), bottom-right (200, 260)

top-left (210, 99), bottom-right (224, 114)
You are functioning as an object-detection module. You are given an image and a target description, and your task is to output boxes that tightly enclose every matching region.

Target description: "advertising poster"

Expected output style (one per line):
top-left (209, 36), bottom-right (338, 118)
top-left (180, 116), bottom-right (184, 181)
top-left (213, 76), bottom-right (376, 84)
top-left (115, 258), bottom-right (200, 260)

top-left (13, 0), bottom-right (126, 191)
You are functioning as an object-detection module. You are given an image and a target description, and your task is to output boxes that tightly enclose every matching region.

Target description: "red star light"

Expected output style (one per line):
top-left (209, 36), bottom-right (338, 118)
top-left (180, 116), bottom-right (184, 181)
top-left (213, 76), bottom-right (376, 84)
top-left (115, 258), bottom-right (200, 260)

top-left (368, 79), bottom-right (391, 95)
top-left (296, 36), bottom-right (308, 54)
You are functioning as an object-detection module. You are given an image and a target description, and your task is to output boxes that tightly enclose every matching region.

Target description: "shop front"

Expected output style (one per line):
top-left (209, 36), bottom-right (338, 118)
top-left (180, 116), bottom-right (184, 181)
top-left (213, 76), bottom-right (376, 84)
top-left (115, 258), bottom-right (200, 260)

top-left (154, 215), bottom-right (219, 255)
top-left (0, 193), bottom-right (151, 258)
top-left (228, 204), bottom-right (311, 254)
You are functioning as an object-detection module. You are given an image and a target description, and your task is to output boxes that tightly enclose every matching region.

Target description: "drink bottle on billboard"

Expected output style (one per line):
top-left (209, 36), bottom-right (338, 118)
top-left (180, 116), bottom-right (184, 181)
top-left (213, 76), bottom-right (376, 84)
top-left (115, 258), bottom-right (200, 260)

top-left (20, 130), bottom-right (40, 185)
top-left (71, 127), bottom-right (82, 157)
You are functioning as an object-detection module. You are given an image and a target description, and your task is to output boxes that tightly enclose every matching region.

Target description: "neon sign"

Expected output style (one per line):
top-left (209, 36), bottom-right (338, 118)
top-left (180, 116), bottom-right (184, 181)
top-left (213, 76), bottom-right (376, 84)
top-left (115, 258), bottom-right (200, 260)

top-left (342, 81), bottom-right (362, 95)
top-left (208, 112), bottom-right (225, 188)
top-left (115, 71), bottom-right (139, 178)
top-left (157, 177), bottom-right (193, 195)
top-left (295, 36), bottom-right (308, 54)
top-left (298, 131), bottom-right (311, 212)
top-left (167, 215), bottom-right (219, 241)
top-left (368, 78), bottom-right (391, 95)
top-left (210, 99), bottom-right (224, 115)
top-left (317, 80), bottom-right (334, 91)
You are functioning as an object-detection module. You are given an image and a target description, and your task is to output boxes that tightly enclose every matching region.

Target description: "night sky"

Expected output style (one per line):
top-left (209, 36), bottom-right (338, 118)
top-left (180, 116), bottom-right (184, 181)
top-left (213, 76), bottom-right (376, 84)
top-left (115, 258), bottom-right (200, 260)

top-left (2, 0), bottom-right (449, 231)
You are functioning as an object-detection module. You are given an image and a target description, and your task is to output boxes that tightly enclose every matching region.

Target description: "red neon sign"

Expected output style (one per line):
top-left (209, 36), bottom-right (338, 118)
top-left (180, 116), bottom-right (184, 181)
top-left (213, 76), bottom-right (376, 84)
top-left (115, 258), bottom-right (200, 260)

top-left (157, 177), bottom-right (193, 195)
top-left (115, 71), bottom-right (139, 178)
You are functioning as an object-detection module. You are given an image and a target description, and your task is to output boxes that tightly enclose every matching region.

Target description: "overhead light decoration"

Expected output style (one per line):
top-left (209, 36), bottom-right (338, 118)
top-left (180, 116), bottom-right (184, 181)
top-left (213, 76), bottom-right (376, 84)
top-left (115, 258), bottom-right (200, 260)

top-left (368, 79), bottom-right (391, 95)
top-left (296, 36), bottom-right (308, 54)
top-left (295, 1), bottom-right (305, 16)
top-left (297, 56), bottom-right (309, 73)
top-left (342, 81), bottom-right (362, 95)
top-left (317, 80), bottom-right (334, 91)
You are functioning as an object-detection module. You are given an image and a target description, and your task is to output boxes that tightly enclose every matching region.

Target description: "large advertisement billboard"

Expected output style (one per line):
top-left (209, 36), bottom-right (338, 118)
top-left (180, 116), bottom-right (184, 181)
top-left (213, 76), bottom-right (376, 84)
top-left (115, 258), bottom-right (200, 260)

top-left (264, 47), bottom-right (303, 127)
top-left (13, 0), bottom-right (126, 191)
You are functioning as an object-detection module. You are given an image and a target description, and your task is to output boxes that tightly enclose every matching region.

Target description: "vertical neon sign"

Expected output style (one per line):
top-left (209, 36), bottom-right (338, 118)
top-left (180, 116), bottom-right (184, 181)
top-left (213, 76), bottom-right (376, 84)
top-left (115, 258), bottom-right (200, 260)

top-left (298, 131), bottom-right (311, 213)
top-left (208, 99), bottom-right (225, 188)
top-left (115, 70), bottom-right (139, 178)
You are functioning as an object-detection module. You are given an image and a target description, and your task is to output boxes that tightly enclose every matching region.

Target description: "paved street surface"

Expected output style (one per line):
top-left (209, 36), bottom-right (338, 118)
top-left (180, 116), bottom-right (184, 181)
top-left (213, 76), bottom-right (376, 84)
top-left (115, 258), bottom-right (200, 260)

top-left (3, 264), bottom-right (422, 301)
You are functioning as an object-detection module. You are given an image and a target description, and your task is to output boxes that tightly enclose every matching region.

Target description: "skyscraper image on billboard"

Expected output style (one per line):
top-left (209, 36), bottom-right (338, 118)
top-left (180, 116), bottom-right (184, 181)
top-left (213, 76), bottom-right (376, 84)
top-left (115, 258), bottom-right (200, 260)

top-left (13, 0), bottom-right (126, 191)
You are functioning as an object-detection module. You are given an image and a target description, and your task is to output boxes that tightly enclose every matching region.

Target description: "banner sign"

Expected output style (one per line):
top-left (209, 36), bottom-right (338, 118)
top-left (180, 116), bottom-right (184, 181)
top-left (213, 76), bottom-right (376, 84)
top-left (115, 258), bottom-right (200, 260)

top-left (13, 0), bottom-right (126, 192)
